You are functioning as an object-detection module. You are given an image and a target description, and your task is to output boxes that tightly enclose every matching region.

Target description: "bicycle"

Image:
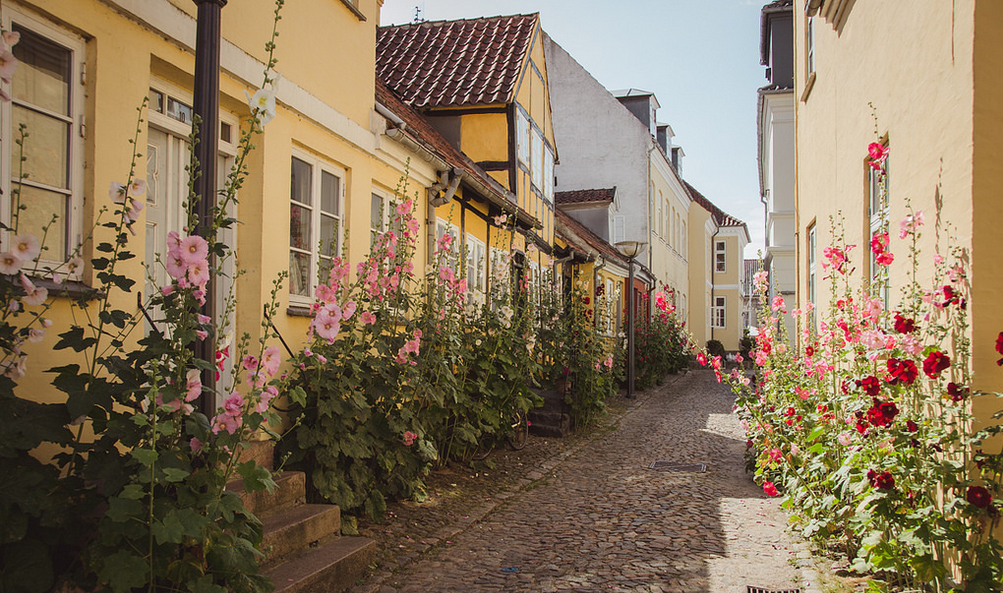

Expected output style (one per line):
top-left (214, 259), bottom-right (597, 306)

top-left (471, 408), bottom-right (529, 461)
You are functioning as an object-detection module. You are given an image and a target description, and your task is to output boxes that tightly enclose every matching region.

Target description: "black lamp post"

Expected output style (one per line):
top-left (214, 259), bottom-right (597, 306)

top-left (192, 0), bottom-right (226, 416)
top-left (616, 240), bottom-right (646, 399)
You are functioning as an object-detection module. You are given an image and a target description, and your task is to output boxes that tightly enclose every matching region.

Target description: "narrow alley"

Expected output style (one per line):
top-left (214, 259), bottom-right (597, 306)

top-left (357, 370), bottom-right (821, 593)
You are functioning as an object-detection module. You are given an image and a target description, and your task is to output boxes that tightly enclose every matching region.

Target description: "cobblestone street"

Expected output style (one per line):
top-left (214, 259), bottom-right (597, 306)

top-left (356, 370), bottom-right (823, 593)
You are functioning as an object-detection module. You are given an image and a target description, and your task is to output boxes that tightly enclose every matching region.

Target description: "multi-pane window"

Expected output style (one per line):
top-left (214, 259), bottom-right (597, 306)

top-left (3, 12), bottom-right (85, 265)
top-left (465, 233), bottom-right (486, 303)
top-left (289, 155), bottom-right (342, 300)
top-left (681, 220), bottom-right (687, 258)
top-left (613, 215), bottom-right (625, 244)
top-left (542, 146), bottom-right (554, 204)
top-left (868, 147), bottom-right (889, 302)
top-left (715, 240), bottom-right (727, 273)
top-left (490, 246), bottom-right (509, 300)
top-left (712, 296), bottom-right (726, 328)
top-left (531, 129), bottom-right (543, 191)
top-left (516, 109), bottom-right (529, 165)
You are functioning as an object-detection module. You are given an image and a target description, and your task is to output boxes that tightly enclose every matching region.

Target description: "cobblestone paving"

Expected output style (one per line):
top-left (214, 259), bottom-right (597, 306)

top-left (358, 370), bottom-right (821, 593)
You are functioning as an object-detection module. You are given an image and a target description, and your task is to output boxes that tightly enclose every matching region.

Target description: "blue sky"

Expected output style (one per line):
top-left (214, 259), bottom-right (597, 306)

top-left (380, 0), bottom-right (768, 258)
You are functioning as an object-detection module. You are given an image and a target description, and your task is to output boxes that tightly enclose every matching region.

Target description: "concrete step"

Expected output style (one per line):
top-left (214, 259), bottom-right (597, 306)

top-left (262, 503), bottom-right (342, 568)
top-left (267, 536), bottom-right (376, 593)
top-left (227, 470), bottom-right (306, 519)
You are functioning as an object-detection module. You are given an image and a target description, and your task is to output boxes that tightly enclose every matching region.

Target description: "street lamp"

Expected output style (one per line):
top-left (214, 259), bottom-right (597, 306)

top-left (616, 240), bottom-right (646, 398)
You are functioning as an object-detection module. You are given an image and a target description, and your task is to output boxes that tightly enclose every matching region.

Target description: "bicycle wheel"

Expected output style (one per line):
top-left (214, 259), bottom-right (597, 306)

top-left (507, 410), bottom-right (529, 451)
top-left (471, 439), bottom-right (493, 461)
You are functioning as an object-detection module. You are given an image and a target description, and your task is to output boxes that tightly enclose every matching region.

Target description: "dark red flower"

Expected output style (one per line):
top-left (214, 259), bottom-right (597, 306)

top-left (805, 345), bottom-right (816, 357)
top-left (857, 376), bottom-right (882, 396)
top-left (785, 406), bottom-right (796, 417)
top-left (923, 351), bottom-right (950, 378)
top-left (947, 382), bottom-right (969, 402)
top-left (906, 420), bottom-right (919, 432)
top-left (996, 332), bottom-right (1003, 366)
top-left (893, 313), bottom-right (916, 334)
top-left (966, 485), bottom-right (992, 509)
top-left (867, 469), bottom-right (895, 491)
top-left (866, 400), bottom-right (898, 428)
top-left (886, 358), bottom-right (918, 385)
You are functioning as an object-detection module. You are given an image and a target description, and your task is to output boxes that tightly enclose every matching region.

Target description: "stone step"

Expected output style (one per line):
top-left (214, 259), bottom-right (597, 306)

top-left (528, 408), bottom-right (572, 437)
top-left (530, 389), bottom-right (570, 414)
top-left (262, 503), bottom-right (342, 568)
top-left (267, 536), bottom-right (376, 593)
top-left (227, 470), bottom-right (306, 519)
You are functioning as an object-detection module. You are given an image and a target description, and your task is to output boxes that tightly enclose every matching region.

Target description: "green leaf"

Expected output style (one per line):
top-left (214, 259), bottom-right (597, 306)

top-left (105, 496), bottom-right (143, 523)
top-left (0, 538), bottom-right (54, 593)
top-left (98, 550), bottom-right (148, 592)
top-left (237, 461), bottom-right (274, 493)
top-left (130, 447), bottom-right (158, 468)
top-left (162, 467), bottom-right (190, 482)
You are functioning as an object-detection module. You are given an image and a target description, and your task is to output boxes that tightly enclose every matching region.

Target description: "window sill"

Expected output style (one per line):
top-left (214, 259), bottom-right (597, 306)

top-left (800, 72), bottom-right (816, 102)
top-left (36, 277), bottom-right (101, 301)
top-left (286, 305), bottom-right (313, 317)
top-left (340, 0), bottom-right (367, 21)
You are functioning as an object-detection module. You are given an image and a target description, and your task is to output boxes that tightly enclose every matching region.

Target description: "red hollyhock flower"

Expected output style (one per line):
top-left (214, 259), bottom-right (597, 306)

top-left (923, 351), bottom-right (950, 378)
top-left (857, 376), bottom-right (882, 396)
top-left (886, 358), bottom-right (918, 385)
top-left (805, 345), bottom-right (816, 357)
top-left (966, 485), bottom-right (992, 509)
top-left (867, 469), bottom-right (895, 491)
top-left (947, 382), bottom-right (969, 402)
top-left (906, 420), bottom-right (919, 432)
top-left (996, 331), bottom-right (1003, 366)
top-left (866, 399), bottom-right (898, 428)
top-left (893, 313), bottom-right (916, 334)
top-left (763, 481), bottom-right (779, 497)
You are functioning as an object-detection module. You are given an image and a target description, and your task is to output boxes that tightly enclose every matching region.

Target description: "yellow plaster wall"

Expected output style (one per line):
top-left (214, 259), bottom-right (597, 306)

top-left (687, 208), bottom-right (713, 349)
top-left (460, 111), bottom-right (508, 163)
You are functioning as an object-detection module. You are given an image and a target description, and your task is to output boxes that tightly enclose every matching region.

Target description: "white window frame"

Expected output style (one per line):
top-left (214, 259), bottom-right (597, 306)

top-left (531, 128), bottom-right (543, 192)
top-left (715, 240), bottom-right (727, 273)
top-left (868, 148), bottom-right (889, 303)
top-left (612, 215), bottom-right (626, 244)
top-left (465, 232), bottom-right (486, 303)
top-left (1, 7), bottom-right (86, 269)
top-left (806, 16), bottom-right (815, 75)
top-left (289, 151), bottom-right (344, 304)
top-left (712, 295), bottom-right (726, 329)
top-left (542, 145), bottom-right (554, 204)
top-left (516, 109), bottom-right (529, 166)
top-left (490, 245), bottom-right (509, 301)
top-left (370, 188), bottom-right (393, 247)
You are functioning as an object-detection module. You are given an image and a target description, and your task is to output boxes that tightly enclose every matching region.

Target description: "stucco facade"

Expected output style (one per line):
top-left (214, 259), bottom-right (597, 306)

top-left (792, 0), bottom-right (1003, 411)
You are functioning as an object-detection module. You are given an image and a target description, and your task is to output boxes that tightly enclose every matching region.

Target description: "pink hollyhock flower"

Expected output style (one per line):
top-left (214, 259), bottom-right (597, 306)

top-left (22, 284), bottom-right (48, 306)
top-left (179, 235), bottom-right (209, 265)
top-left (360, 311), bottom-right (376, 325)
top-left (109, 181), bottom-right (127, 204)
top-left (11, 234), bottom-right (40, 262)
top-left (313, 310), bottom-right (341, 342)
top-left (402, 431), bottom-right (417, 446)
top-left (3, 30), bottom-right (21, 49)
top-left (876, 251), bottom-right (894, 266)
top-left (212, 413), bottom-right (241, 435)
top-left (128, 179), bottom-right (146, 197)
top-left (870, 231), bottom-right (889, 255)
top-left (396, 199), bottom-right (413, 216)
top-left (223, 393), bottom-right (244, 418)
top-left (763, 481), bottom-right (779, 497)
top-left (167, 230), bottom-right (182, 254)
top-left (868, 142), bottom-right (889, 162)
top-left (493, 215), bottom-right (508, 226)
top-left (190, 437), bottom-right (203, 453)
top-left (771, 296), bottom-right (785, 312)
top-left (165, 252), bottom-right (187, 281)
top-left (195, 329), bottom-right (208, 341)
top-left (342, 300), bottom-right (357, 321)
top-left (261, 346), bottom-right (281, 377)
top-left (0, 252), bottom-right (21, 275)
top-left (187, 258), bottom-right (210, 287)
top-left (185, 369), bottom-right (202, 401)
top-left (899, 211), bottom-right (925, 239)
top-left (242, 355), bottom-right (259, 372)
top-left (837, 432), bottom-right (852, 446)
top-left (125, 197), bottom-right (145, 222)
top-left (28, 328), bottom-right (45, 343)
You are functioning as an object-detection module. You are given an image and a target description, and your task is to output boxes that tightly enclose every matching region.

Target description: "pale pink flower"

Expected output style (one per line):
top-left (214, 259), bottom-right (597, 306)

top-left (837, 432), bottom-right (853, 446)
top-left (0, 252), bottom-right (21, 275)
top-left (396, 199), bottom-right (413, 216)
top-left (3, 31), bottom-right (21, 49)
top-left (167, 231), bottom-right (183, 254)
top-left (41, 318), bottom-right (52, 328)
top-left (212, 413), bottom-right (241, 435)
top-left (185, 369), bottom-right (202, 401)
top-left (242, 355), bottom-right (259, 371)
top-left (109, 181), bottom-right (127, 204)
top-left (360, 311), bottom-right (376, 325)
top-left (161, 284), bottom-right (175, 297)
top-left (125, 198), bottom-right (145, 222)
top-left (187, 259), bottom-right (210, 287)
top-left (342, 301), bottom-right (357, 321)
top-left (165, 252), bottom-right (187, 281)
top-left (261, 346), bottom-right (281, 377)
top-left (190, 437), bottom-right (203, 452)
top-left (128, 179), bottom-right (146, 197)
top-left (11, 234), bottom-right (40, 262)
top-left (493, 214), bottom-right (507, 226)
top-left (0, 48), bottom-right (16, 83)
top-left (22, 285), bottom-right (47, 306)
top-left (179, 235), bottom-right (209, 265)
top-left (28, 328), bottom-right (45, 343)
top-left (197, 314), bottom-right (211, 324)
top-left (313, 310), bottom-right (341, 342)
top-left (933, 253), bottom-right (945, 265)
top-left (195, 329), bottom-right (208, 341)
top-left (223, 393), bottom-right (244, 418)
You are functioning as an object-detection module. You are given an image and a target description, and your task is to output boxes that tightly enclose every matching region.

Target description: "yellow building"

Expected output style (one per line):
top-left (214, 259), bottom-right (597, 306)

top-left (792, 0), bottom-right (1003, 410)
top-left (684, 182), bottom-right (750, 352)
top-left (376, 14), bottom-right (556, 301)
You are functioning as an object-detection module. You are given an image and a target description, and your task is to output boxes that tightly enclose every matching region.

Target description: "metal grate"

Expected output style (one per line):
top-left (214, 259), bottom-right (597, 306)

top-left (746, 587), bottom-right (801, 593)
top-left (648, 461), bottom-right (706, 473)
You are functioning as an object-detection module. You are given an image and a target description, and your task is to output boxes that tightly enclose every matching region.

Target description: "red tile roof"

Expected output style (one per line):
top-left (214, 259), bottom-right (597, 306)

top-left (555, 209), bottom-right (627, 268)
top-left (683, 181), bottom-right (750, 241)
top-left (555, 188), bottom-right (616, 205)
top-left (375, 79), bottom-right (540, 229)
top-left (376, 14), bottom-right (539, 108)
